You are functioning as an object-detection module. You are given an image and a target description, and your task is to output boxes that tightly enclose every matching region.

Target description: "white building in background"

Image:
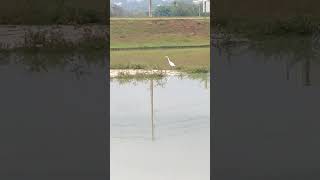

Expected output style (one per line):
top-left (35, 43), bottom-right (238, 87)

top-left (202, 0), bottom-right (210, 13)
top-left (193, 0), bottom-right (210, 14)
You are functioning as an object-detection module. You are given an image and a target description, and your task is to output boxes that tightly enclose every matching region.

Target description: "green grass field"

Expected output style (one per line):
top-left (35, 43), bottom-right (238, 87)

top-left (110, 18), bottom-right (210, 49)
top-left (110, 18), bottom-right (210, 71)
top-left (111, 48), bottom-right (210, 70)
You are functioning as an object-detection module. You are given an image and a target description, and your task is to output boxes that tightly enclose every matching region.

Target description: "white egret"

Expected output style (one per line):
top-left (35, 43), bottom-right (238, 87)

top-left (165, 56), bottom-right (176, 67)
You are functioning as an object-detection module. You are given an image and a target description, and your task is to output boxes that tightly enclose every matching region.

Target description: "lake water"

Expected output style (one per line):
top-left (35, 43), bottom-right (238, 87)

top-left (111, 75), bottom-right (210, 180)
top-left (213, 37), bottom-right (320, 180)
top-left (3, 36), bottom-right (320, 179)
top-left (0, 52), bottom-right (107, 180)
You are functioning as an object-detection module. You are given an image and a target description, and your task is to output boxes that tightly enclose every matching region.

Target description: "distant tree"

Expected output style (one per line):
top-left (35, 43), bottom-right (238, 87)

top-left (173, 1), bottom-right (178, 7)
top-left (111, 4), bottom-right (126, 16)
top-left (154, 6), bottom-right (172, 16)
top-left (172, 1), bottom-right (198, 16)
top-left (154, 1), bottom-right (198, 17)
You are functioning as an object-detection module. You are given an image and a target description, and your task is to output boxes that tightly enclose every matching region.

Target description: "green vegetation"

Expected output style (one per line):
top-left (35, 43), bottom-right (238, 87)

top-left (111, 64), bottom-right (148, 70)
top-left (111, 0), bottom-right (209, 17)
top-left (111, 48), bottom-right (209, 70)
top-left (115, 71), bottom-right (166, 80)
top-left (153, 1), bottom-right (203, 17)
top-left (110, 18), bottom-right (209, 49)
top-left (110, 18), bottom-right (210, 72)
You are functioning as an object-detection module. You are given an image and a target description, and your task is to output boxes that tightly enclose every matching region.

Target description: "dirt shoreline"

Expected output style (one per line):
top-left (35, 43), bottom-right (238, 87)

top-left (110, 69), bottom-right (187, 78)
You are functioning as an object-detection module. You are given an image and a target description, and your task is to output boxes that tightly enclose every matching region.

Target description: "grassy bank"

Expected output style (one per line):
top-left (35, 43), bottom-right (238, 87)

top-left (110, 18), bottom-right (210, 49)
top-left (110, 18), bottom-right (210, 73)
top-left (111, 48), bottom-right (210, 72)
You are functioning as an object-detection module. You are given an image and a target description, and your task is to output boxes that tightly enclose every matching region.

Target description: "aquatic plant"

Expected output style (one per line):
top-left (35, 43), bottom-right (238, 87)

top-left (115, 71), bottom-right (166, 80)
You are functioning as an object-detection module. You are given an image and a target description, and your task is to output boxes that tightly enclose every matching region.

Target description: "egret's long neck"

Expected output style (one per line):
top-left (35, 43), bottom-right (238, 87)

top-left (166, 57), bottom-right (170, 61)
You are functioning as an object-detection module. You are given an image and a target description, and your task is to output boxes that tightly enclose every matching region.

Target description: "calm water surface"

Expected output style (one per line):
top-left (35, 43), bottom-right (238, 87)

top-left (213, 37), bottom-right (320, 180)
top-left (111, 76), bottom-right (210, 180)
top-left (0, 52), bottom-right (107, 180)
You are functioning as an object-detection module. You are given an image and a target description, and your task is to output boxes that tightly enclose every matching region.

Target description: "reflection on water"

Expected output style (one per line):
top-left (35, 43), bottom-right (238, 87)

top-left (0, 51), bottom-right (107, 180)
top-left (0, 51), bottom-right (105, 79)
top-left (213, 36), bottom-right (320, 180)
top-left (111, 75), bottom-right (210, 180)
